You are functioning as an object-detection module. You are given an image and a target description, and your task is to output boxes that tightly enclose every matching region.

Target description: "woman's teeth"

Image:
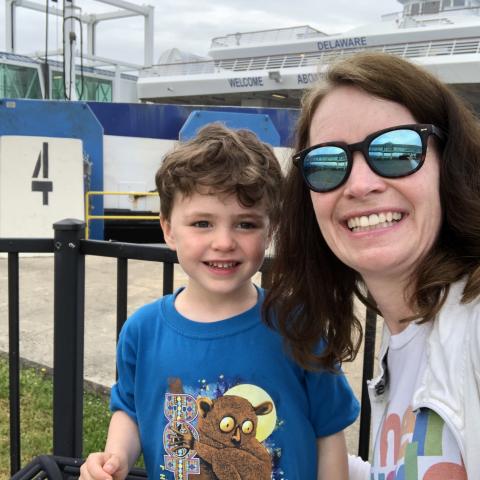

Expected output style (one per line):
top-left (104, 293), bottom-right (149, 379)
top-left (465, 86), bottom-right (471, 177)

top-left (347, 212), bottom-right (403, 232)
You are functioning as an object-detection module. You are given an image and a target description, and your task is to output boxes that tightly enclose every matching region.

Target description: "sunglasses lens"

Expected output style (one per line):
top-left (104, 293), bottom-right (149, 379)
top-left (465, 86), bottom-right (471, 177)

top-left (303, 146), bottom-right (348, 192)
top-left (369, 129), bottom-right (423, 177)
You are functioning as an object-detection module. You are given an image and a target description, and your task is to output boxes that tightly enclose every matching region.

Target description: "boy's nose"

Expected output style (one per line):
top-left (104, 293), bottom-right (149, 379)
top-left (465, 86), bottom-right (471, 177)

top-left (212, 228), bottom-right (236, 251)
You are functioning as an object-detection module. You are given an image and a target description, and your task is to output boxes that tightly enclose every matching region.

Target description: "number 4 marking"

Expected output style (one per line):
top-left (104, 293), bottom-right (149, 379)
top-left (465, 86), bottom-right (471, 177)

top-left (32, 142), bottom-right (53, 205)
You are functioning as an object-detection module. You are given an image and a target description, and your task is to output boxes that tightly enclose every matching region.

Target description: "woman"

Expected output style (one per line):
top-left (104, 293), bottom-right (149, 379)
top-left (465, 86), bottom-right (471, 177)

top-left (264, 52), bottom-right (480, 479)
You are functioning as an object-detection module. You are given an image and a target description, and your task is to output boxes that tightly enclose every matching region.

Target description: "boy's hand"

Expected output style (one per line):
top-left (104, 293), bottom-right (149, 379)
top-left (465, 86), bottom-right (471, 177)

top-left (80, 452), bottom-right (128, 480)
top-left (82, 410), bottom-right (141, 480)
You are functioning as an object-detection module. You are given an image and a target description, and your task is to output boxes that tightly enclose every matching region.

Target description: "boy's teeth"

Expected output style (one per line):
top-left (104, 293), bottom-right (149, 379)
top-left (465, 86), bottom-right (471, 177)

top-left (208, 262), bottom-right (236, 269)
top-left (347, 212), bottom-right (403, 231)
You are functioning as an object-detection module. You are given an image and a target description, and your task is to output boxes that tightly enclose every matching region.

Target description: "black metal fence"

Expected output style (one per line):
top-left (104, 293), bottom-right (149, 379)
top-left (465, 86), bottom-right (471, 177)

top-left (1, 219), bottom-right (377, 477)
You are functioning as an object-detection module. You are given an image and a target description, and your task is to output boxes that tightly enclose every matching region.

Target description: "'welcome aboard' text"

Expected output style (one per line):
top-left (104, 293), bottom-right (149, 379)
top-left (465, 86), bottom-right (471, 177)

top-left (228, 77), bottom-right (264, 88)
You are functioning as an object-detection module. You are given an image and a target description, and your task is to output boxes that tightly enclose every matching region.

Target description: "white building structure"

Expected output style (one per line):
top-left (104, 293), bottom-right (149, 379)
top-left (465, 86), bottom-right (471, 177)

top-left (138, 0), bottom-right (480, 110)
top-left (2, 0), bottom-right (154, 102)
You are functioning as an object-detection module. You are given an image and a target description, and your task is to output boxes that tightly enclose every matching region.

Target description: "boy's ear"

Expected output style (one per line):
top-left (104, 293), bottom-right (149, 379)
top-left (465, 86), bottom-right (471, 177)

top-left (160, 216), bottom-right (176, 251)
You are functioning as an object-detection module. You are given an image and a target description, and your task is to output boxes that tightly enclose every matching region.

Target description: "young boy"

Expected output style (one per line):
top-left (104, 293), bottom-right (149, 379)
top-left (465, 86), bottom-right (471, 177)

top-left (80, 124), bottom-right (359, 480)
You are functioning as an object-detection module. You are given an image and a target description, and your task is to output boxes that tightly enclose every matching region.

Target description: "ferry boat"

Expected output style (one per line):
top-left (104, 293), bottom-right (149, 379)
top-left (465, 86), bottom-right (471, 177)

top-left (138, 0), bottom-right (480, 112)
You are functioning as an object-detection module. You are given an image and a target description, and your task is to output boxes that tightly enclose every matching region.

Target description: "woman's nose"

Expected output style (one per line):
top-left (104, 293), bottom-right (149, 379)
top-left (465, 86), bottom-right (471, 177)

top-left (342, 152), bottom-right (387, 198)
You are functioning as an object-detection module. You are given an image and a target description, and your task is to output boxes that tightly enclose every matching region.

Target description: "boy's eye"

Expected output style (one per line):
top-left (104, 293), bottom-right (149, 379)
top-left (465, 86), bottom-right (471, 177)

top-left (238, 222), bottom-right (257, 230)
top-left (192, 221), bottom-right (210, 228)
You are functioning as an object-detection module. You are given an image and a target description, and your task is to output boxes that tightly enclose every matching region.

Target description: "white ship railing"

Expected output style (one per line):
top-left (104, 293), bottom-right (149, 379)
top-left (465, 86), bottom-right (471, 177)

top-left (140, 37), bottom-right (480, 78)
top-left (210, 26), bottom-right (326, 48)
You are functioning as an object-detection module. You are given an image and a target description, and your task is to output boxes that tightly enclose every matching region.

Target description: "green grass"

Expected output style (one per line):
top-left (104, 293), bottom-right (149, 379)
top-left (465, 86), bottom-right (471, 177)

top-left (0, 357), bottom-right (112, 480)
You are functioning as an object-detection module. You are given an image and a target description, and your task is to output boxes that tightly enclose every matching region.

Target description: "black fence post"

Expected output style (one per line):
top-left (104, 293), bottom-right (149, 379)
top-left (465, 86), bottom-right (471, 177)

top-left (53, 219), bottom-right (86, 457)
top-left (8, 252), bottom-right (21, 475)
top-left (116, 257), bottom-right (128, 340)
top-left (162, 262), bottom-right (174, 295)
top-left (357, 305), bottom-right (377, 461)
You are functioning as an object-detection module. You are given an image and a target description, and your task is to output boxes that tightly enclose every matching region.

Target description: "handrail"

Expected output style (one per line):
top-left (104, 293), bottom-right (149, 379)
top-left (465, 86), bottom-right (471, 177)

top-left (2, 221), bottom-right (376, 472)
top-left (140, 36), bottom-right (480, 78)
top-left (85, 191), bottom-right (159, 239)
top-left (210, 25), bottom-right (325, 48)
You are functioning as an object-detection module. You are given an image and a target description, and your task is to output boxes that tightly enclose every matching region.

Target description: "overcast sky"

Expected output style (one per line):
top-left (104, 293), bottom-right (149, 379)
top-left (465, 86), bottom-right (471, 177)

top-left (0, 0), bottom-right (401, 66)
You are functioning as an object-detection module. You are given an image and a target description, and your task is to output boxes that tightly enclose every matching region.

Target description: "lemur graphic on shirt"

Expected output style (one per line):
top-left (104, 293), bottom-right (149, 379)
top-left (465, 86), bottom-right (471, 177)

top-left (162, 377), bottom-right (277, 480)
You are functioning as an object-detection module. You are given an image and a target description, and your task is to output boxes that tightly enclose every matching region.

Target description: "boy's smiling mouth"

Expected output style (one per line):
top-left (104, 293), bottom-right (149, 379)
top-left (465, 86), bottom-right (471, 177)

top-left (205, 261), bottom-right (240, 269)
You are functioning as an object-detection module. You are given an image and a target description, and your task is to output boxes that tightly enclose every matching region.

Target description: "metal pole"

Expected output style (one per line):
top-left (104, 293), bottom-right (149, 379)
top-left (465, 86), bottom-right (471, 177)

top-left (115, 257), bottom-right (128, 380)
top-left (163, 263), bottom-right (174, 295)
top-left (63, 0), bottom-right (78, 100)
top-left (144, 5), bottom-right (154, 67)
top-left (8, 252), bottom-right (20, 475)
top-left (53, 219), bottom-right (85, 457)
top-left (43, 0), bottom-right (50, 99)
top-left (5, 0), bottom-right (16, 53)
top-left (116, 257), bottom-right (128, 339)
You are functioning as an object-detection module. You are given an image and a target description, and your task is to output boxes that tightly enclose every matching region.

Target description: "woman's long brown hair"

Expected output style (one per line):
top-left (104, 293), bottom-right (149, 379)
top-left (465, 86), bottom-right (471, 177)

top-left (263, 52), bottom-right (480, 370)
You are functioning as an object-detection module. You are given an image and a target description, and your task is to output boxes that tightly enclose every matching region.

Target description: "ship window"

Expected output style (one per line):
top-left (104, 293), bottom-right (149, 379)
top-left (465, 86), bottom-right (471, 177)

top-left (411, 3), bottom-right (420, 14)
top-left (442, 0), bottom-right (452, 7)
top-left (422, 1), bottom-right (441, 13)
top-left (0, 63), bottom-right (43, 99)
top-left (453, 0), bottom-right (465, 5)
top-left (51, 72), bottom-right (113, 102)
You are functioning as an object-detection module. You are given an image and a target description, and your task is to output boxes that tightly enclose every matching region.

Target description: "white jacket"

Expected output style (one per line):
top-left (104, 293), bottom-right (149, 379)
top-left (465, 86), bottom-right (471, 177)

top-left (350, 279), bottom-right (480, 480)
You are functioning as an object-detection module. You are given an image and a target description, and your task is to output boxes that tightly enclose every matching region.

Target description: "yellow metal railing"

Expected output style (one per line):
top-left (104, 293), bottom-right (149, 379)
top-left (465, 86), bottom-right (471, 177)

top-left (85, 191), bottom-right (159, 239)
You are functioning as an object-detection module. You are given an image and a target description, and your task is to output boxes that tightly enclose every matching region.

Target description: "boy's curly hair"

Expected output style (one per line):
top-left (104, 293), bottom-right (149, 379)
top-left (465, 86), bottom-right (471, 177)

top-left (155, 123), bottom-right (283, 228)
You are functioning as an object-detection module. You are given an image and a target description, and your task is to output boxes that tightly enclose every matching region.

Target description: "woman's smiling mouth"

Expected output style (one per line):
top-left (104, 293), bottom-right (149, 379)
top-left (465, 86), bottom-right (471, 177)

top-left (346, 211), bottom-right (404, 232)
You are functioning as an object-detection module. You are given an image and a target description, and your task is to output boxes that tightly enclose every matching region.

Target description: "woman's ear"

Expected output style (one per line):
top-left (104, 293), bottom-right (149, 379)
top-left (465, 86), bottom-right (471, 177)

top-left (160, 215), bottom-right (176, 251)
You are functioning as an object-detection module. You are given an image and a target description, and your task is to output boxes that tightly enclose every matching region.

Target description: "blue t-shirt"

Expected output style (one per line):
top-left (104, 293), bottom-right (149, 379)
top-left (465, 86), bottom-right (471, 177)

top-left (111, 288), bottom-right (359, 480)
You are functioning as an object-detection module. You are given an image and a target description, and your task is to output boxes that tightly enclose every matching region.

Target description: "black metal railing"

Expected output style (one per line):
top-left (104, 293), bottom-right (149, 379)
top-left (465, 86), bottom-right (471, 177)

top-left (1, 218), bottom-right (376, 476)
top-left (3, 238), bottom-right (55, 475)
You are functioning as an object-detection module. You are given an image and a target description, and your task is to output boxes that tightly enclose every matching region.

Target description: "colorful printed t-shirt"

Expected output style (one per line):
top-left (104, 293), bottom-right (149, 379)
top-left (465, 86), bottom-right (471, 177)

top-left (111, 287), bottom-right (359, 480)
top-left (370, 322), bottom-right (467, 480)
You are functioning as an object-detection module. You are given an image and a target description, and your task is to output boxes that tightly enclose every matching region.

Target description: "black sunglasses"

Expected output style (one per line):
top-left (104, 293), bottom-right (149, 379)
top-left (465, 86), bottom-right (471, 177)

top-left (293, 124), bottom-right (444, 193)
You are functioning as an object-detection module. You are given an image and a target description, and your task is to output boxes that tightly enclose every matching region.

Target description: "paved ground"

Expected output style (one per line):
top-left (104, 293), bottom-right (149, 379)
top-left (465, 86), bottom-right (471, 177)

top-left (0, 255), bottom-right (381, 454)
